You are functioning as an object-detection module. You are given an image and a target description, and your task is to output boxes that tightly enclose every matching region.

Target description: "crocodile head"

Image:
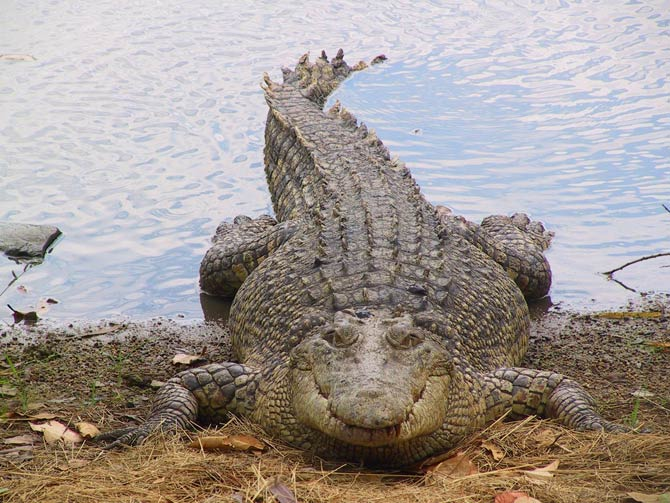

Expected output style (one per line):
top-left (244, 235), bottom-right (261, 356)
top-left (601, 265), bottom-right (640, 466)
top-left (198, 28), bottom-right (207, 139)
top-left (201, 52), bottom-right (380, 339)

top-left (289, 309), bottom-right (453, 448)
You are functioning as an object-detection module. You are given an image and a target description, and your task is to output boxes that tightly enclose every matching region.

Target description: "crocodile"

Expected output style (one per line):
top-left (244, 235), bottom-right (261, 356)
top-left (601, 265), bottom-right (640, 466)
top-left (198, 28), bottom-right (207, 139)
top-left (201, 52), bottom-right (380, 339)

top-left (99, 50), bottom-right (630, 466)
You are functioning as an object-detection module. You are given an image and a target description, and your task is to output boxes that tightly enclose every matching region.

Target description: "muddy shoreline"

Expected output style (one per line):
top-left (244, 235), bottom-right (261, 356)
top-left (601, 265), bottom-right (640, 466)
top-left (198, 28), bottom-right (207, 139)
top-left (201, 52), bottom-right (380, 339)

top-left (2, 297), bottom-right (668, 438)
top-left (1, 299), bottom-right (668, 502)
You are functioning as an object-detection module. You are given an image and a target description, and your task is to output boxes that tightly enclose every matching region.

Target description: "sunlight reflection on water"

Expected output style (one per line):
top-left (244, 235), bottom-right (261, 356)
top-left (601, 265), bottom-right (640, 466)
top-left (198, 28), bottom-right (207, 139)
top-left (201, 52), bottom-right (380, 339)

top-left (1, 0), bottom-right (668, 321)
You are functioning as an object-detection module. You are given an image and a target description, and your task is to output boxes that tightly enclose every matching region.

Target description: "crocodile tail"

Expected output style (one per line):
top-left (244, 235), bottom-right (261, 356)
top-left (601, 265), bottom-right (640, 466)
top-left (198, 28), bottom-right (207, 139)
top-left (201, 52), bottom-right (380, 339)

top-left (268, 49), bottom-right (386, 107)
top-left (326, 100), bottom-right (391, 161)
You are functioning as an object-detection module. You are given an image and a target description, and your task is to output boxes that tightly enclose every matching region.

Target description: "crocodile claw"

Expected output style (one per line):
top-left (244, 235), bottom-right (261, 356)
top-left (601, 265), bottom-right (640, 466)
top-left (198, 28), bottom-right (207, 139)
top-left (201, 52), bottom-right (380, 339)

top-left (95, 425), bottom-right (151, 449)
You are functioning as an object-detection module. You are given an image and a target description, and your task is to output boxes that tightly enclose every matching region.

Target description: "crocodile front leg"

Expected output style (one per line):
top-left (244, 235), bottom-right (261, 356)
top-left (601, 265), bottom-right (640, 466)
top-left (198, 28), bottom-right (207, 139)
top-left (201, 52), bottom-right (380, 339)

top-left (482, 367), bottom-right (632, 432)
top-left (436, 207), bottom-right (553, 300)
top-left (97, 362), bottom-right (261, 447)
top-left (200, 215), bottom-right (300, 297)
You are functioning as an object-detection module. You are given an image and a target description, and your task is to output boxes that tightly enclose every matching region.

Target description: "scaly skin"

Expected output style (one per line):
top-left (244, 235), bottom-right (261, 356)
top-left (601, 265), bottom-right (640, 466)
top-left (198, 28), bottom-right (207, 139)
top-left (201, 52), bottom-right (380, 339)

top-left (98, 50), bottom-right (632, 466)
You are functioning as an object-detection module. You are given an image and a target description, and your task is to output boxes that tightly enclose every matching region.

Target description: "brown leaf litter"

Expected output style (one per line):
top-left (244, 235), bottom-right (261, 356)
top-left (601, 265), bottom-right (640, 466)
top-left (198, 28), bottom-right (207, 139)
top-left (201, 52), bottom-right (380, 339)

top-left (1, 418), bottom-right (669, 503)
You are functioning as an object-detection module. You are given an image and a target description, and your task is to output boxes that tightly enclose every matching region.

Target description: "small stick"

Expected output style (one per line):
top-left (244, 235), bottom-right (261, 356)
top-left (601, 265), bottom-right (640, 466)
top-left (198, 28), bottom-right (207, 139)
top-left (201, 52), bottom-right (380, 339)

top-left (602, 252), bottom-right (670, 277)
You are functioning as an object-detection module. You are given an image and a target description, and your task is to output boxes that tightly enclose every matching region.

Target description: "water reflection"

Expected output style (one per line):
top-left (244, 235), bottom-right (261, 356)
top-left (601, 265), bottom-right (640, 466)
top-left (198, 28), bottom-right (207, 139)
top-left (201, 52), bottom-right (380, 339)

top-left (1, 0), bottom-right (668, 321)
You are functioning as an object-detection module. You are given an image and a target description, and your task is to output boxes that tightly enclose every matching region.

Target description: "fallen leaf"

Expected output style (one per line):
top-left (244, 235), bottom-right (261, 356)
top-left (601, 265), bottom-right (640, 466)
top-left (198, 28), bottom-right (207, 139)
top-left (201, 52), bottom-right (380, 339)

top-left (481, 440), bottom-right (505, 461)
top-left (36, 298), bottom-right (51, 316)
top-left (425, 451), bottom-right (478, 477)
top-left (189, 434), bottom-right (265, 452)
top-left (7, 304), bottom-right (38, 323)
top-left (3, 411), bottom-right (58, 421)
top-left (523, 460), bottom-right (559, 480)
top-left (30, 420), bottom-right (83, 445)
top-left (495, 492), bottom-right (542, 503)
top-left (645, 341), bottom-right (670, 353)
top-left (150, 380), bottom-right (166, 389)
top-left (495, 491), bottom-right (528, 503)
top-left (16, 285), bottom-right (28, 294)
top-left (627, 492), bottom-right (670, 503)
top-left (268, 477), bottom-right (298, 503)
top-left (172, 353), bottom-right (205, 365)
top-left (56, 459), bottom-right (89, 471)
top-left (75, 421), bottom-right (100, 439)
top-left (25, 402), bottom-right (47, 411)
top-left (595, 311), bottom-right (662, 319)
top-left (3, 434), bottom-right (38, 445)
top-left (0, 385), bottom-right (17, 397)
top-left (28, 411), bottom-right (59, 420)
top-left (0, 54), bottom-right (36, 61)
top-left (631, 389), bottom-right (655, 398)
top-left (532, 428), bottom-right (561, 449)
top-left (75, 324), bottom-right (125, 338)
top-left (0, 445), bottom-right (34, 456)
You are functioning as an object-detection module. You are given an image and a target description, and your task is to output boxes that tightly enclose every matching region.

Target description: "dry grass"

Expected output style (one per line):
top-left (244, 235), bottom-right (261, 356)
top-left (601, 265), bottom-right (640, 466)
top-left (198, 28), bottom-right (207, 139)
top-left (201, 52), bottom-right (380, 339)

top-left (2, 418), bottom-right (668, 503)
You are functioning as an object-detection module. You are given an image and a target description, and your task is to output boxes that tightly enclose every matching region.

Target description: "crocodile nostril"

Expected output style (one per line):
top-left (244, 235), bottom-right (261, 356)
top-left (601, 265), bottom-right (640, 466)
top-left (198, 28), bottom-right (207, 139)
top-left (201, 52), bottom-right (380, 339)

top-left (387, 328), bottom-right (424, 349)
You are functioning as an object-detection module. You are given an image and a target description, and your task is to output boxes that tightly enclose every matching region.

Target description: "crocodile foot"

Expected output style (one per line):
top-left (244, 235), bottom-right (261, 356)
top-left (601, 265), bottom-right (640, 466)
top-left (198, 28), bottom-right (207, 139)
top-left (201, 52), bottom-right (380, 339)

top-left (200, 214), bottom-right (287, 297)
top-left (436, 207), bottom-right (553, 300)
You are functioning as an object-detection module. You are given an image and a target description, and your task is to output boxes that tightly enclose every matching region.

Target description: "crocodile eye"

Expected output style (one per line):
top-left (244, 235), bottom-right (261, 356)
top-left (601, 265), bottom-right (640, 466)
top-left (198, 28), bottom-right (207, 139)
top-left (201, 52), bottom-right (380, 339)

top-left (387, 328), bottom-right (424, 349)
top-left (322, 326), bottom-right (358, 347)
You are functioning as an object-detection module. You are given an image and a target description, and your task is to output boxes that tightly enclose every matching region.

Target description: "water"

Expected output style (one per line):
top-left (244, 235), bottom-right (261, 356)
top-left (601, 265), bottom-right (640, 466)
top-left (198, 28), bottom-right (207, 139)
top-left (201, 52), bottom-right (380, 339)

top-left (1, 0), bottom-right (669, 323)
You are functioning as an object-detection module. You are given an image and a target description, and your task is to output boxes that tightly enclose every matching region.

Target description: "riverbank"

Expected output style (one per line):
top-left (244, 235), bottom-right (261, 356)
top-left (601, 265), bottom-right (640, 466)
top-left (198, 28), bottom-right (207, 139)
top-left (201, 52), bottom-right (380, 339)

top-left (1, 300), bottom-right (668, 502)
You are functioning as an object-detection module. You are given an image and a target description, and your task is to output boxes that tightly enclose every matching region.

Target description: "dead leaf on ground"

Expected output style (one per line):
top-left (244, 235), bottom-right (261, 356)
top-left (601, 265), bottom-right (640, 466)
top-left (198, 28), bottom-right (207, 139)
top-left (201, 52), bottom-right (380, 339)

top-left (3, 411), bottom-right (58, 421)
top-left (75, 324), bottom-right (126, 338)
top-left (29, 420), bottom-right (84, 445)
top-left (3, 434), bottom-right (39, 445)
top-left (0, 54), bottom-right (36, 61)
top-left (16, 285), bottom-right (28, 294)
top-left (424, 451), bottom-right (478, 478)
top-left (25, 402), bottom-right (47, 411)
top-left (75, 421), bottom-right (100, 439)
top-left (0, 445), bottom-right (34, 459)
top-left (595, 311), bottom-right (662, 319)
top-left (532, 428), bottom-right (561, 449)
top-left (268, 477), bottom-right (298, 503)
top-left (481, 440), bottom-right (505, 460)
top-left (0, 385), bottom-right (17, 397)
top-left (495, 492), bottom-right (542, 503)
top-left (189, 434), bottom-right (265, 452)
top-left (55, 459), bottom-right (90, 471)
top-left (523, 459), bottom-right (559, 480)
top-left (645, 341), bottom-right (670, 353)
top-left (627, 492), bottom-right (670, 503)
top-left (7, 304), bottom-right (39, 323)
top-left (35, 298), bottom-right (52, 316)
top-left (172, 353), bottom-right (206, 366)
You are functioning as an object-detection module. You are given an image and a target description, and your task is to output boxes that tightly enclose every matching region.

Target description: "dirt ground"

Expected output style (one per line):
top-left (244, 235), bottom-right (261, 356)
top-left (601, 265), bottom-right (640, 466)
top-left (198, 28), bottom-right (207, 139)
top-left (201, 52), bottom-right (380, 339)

top-left (1, 296), bottom-right (669, 503)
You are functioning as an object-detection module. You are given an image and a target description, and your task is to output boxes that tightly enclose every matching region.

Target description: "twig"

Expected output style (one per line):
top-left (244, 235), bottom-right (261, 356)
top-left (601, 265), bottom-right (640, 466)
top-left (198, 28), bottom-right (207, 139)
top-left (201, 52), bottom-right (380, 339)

top-left (608, 277), bottom-right (637, 292)
top-left (663, 203), bottom-right (670, 214)
top-left (0, 263), bottom-right (32, 299)
top-left (602, 252), bottom-right (670, 277)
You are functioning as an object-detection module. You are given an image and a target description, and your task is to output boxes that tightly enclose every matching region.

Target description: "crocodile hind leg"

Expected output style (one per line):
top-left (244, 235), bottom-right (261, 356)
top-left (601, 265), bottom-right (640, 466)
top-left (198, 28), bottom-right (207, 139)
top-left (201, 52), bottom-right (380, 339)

top-left (482, 367), bottom-right (635, 432)
top-left (96, 362), bottom-right (261, 447)
top-left (199, 215), bottom-right (300, 297)
top-left (436, 206), bottom-right (553, 300)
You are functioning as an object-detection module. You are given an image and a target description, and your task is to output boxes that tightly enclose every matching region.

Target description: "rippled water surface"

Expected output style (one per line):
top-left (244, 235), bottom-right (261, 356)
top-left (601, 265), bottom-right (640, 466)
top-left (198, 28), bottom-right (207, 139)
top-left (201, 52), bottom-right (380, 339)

top-left (1, 0), bottom-right (669, 322)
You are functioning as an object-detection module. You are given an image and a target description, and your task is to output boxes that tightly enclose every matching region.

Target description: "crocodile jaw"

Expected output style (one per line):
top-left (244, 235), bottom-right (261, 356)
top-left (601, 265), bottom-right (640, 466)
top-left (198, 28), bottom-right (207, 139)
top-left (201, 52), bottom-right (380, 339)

top-left (292, 369), bottom-right (450, 448)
